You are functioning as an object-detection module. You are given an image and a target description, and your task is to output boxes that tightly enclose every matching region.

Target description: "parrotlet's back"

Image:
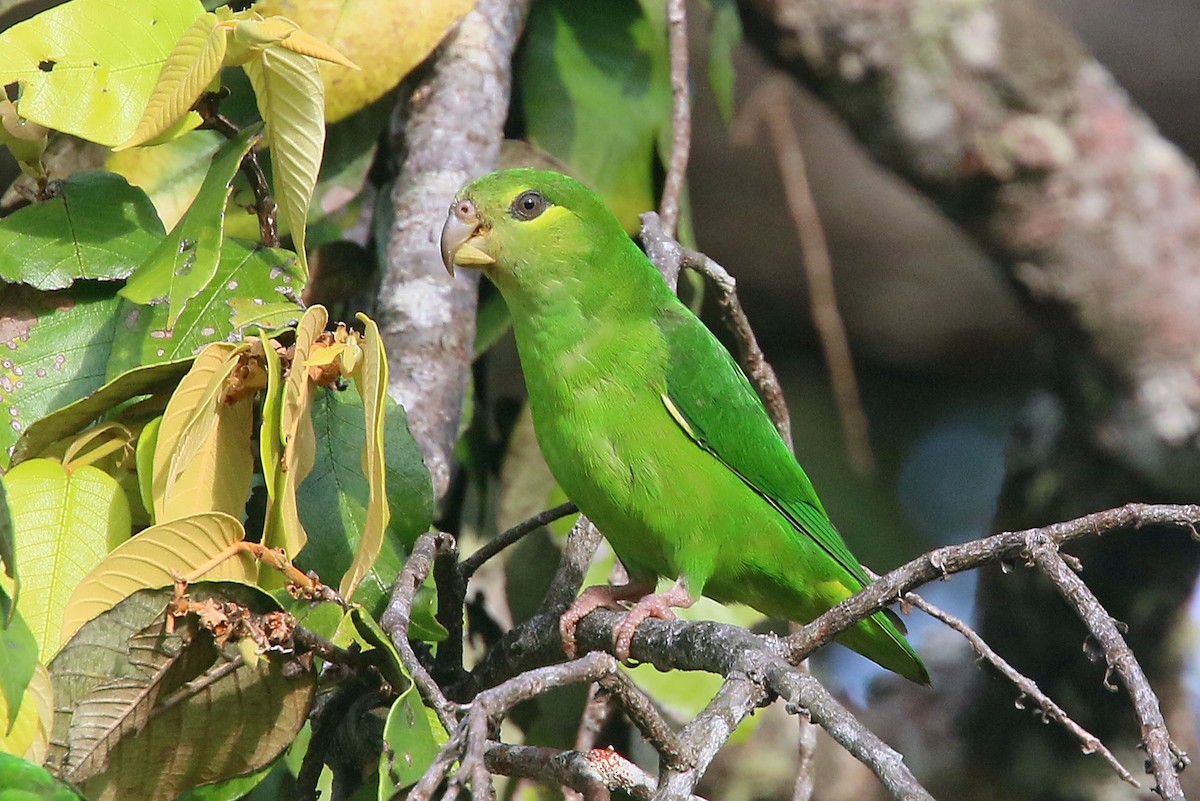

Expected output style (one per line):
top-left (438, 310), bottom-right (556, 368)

top-left (441, 168), bottom-right (929, 684)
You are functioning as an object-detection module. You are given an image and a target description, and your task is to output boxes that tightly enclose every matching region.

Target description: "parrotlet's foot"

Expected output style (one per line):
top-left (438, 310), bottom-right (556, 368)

top-left (611, 578), bottom-right (695, 662)
top-left (559, 579), bottom-right (655, 658)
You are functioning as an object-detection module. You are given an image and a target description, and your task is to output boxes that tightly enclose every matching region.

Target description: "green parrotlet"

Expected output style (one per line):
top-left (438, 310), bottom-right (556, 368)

top-left (440, 169), bottom-right (929, 684)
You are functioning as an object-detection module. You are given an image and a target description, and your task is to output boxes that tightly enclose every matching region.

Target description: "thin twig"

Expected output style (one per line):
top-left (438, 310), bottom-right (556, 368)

top-left (732, 75), bottom-right (873, 473)
top-left (598, 671), bottom-right (693, 770)
top-left (790, 658), bottom-right (818, 801)
top-left (901, 588), bottom-right (1138, 786)
top-left (460, 501), bottom-right (579, 579)
top-left (1028, 540), bottom-right (1188, 800)
top-left (542, 516), bottom-right (605, 614)
top-left (564, 685), bottom-right (615, 801)
top-left (433, 536), bottom-right (468, 688)
top-left (658, 0), bottom-right (691, 238)
top-left (380, 531), bottom-right (462, 732)
top-left (784, 503), bottom-right (1200, 664)
top-left (194, 91), bottom-right (279, 248)
top-left (655, 676), bottom-right (768, 800)
top-left (414, 654), bottom-right (630, 800)
top-left (486, 743), bottom-right (710, 801)
top-left (772, 668), bottom-right (934, 801)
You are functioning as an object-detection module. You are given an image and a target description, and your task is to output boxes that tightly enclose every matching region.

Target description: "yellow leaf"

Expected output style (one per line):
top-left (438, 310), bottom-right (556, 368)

top-left (339, 313), bottom-right (389, 598)
top-left (2, 460), bottom-right (130, 660)
top-left (60, 512), bottom-right (257, 645)
top-left (118, 12), bottom-right (227, 151)
top-left (242, 16), bottom-right (359, 69)
top-left (0, 0), bottom-right (204, 147)
top-left (152, 343), bottom-right (254, 523)
top-left (243, 46), bottom-right (322, 279)
top-left (0, 664), bottom-right (51, 762)
top-left (264, 306), bottom-right (327, 558)
top-left (254, 0), bottom-right (474, 123)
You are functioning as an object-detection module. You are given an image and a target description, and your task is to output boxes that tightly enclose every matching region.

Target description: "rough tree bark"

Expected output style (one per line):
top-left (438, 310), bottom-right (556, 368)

top-left (378, 0), bottom-right (530, 500)
top-left (738, 1), bottom-right (1200, 797)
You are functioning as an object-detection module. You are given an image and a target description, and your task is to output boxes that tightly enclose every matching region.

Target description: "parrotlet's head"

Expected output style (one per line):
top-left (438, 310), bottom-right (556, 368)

top-left (440, 169), bottom-right (635, 299)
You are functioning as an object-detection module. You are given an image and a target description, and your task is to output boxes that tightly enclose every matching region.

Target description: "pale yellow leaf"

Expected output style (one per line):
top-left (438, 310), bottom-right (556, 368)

top-left (243, 46), bottom-right (322, 278)
top-left (339, 313), bottom-right (390, 598)
top-left (0, 0), bottom-right (204, 147)
top-left (264, 306), bottom-right (327, 558)
top-left (0, 664), bottom-right (51, 762)
top-left (152, 343), bottom-right (253, 523)
top-left (3, 460), bottom-right (130, 660)
top-left (118, 12), bottom-right (227, 150)
top-left (254, 0), bottom-right (473, 122)
top-left (60, 512), bottom-right (256, 645)
top-left (248, 16), bottom-right (358, 69)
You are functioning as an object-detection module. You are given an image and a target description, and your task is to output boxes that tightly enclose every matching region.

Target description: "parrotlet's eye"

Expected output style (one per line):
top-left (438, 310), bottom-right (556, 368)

top-left (510, 190), bottom-right (549, 221)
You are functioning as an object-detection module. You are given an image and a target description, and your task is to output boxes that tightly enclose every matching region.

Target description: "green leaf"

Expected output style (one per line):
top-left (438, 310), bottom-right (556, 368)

top-left (0, 607), bottom-right (36, 731)
top-left (2, 459), bottom-right (130, 660)
top-left (107, 129), bottom-right (224, 231)
top-left (120, 125), bottom-right (262, 326)
top-left (9, 359), bottom-right (191, 468)
top-left (0, 172), bottom-right (165, 291)
top-left (173, 762), bottom-right (274, 801)
top-left (47, 583), bottom-right (315, 801)
top-left (0, 0), bottom-right (205, 147)
top-left (243, 46), bottom-right (323, 278)
top-left (705, 0), bottom-right (741, 125)
top-left (378, 688), bottom-right (440, 795)
top-left (0, 470), bottom-right (15, 607)
top-left (106, 239), bottom-right (303, 379)
top-left (0, 285), bottom-right (122, 469)
top-left (0, 752), bottom-right (81, 800)
top-left (296, 389), bottom-right (433, 615)
top-left (519, 0), bottom-right (671, 231)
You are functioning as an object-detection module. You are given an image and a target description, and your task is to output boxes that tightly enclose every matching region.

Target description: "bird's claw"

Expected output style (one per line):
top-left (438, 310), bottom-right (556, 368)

top-left (612, 579), bottom-right (696, 663)
top-left (559, 583), bottom-right (650, 658)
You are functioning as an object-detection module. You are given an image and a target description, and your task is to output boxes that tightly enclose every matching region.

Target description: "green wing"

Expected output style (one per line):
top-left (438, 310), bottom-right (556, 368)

top-left (656, 305), bottom-right (873, 590)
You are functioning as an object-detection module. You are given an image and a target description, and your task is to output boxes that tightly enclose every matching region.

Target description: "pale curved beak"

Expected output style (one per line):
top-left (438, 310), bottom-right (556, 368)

top-left (440, 199), bottom-right (495, 276)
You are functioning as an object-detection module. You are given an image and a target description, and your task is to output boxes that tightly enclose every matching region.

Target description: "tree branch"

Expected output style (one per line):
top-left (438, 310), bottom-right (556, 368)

top-left (1028, 541), bottom-right (1188, 799)
top-left (378, 0), bottom-right (531, 499)
top-left (658, 0), bottom-right (692, 238)
top-left (739, 0), bottom-right (1200, 494)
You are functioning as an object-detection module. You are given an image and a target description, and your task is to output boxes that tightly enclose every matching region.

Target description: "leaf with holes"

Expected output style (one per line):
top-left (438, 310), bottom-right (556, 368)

top-left (379, 687), bottom-right (442, 795)
top-left (0, 172), bottom-right (165, 291)
top-left (120, 126), bottom-right (262, 326)
top-left (106, 240), bottom-right (303, 380)
top-left (2, 459), bottom-right (130, 660)
top-left (9, 359), bottom-right (191, 468)
top-left (0, 0), bottom-right (203, 146)
top-left (48, 583), bottom-right (314, 801)
top-left (0, 285), bottom-right (123, 468)
top-left (61, 512), bottom-right (257, 647)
